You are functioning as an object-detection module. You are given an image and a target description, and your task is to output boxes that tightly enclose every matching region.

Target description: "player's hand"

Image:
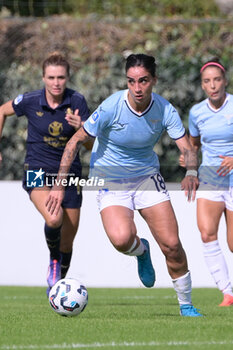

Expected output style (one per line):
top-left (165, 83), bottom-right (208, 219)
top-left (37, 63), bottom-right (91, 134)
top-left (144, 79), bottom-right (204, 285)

top-left (0, 152), bottom-right (2, 168)
top-left (65, 108), bottom-right (83, 130)
top-left (181, 175), bottom-right (199, 202)
top-left (45, 185), bottom-right (65, 216)
top-left (179, 154), bottom-right (185, 167)
top-left (217, 155), bottom-right (233, 176)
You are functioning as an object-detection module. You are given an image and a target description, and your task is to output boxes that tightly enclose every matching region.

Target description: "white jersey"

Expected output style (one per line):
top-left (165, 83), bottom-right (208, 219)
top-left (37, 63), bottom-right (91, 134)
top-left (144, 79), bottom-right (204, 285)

top-left (189, 93), bottom-right (233, 188)
top-left (84, 89), bottom-right (185, 180)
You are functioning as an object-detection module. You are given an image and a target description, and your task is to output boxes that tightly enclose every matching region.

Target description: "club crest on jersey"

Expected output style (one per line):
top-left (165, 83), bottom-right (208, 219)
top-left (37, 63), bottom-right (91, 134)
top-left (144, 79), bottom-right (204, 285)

top-left (48, 121), bottom-right (63, 136)
top-left (14, 94), bottom-right (23, 105)
top-left (90, 111), bottom-right (100, 124)
top-left (36, 111), bottom-right (44, 117)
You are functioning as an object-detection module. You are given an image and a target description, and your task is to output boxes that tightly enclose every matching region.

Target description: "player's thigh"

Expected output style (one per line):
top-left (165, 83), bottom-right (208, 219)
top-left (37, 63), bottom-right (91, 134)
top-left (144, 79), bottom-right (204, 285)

top-left (139, 200), bottom-right (179, 249)
top-left (60, 208), bottom-right (81, 248)
top-left (30, 187), bottom-right (63, 227)
top-left (197, 198), bottom-right (225, 242)
top-left (225, 209), bottom-right (233, 251)
top-left (100, 205), bottom-right (136, 249)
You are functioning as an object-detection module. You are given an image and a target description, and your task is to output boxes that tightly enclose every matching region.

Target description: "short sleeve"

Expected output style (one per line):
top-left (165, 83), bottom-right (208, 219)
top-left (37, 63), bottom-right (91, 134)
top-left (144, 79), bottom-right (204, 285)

top-left (165, 105), bottom-right (185, 140)
top-left (79, 97), bottom-right (89, 122)
top-left (12, 94), bottom-right (26, 117)
top-left (189, 107), bottom-right (200, 137)
top-left (83, 102), bottom-right (114, 137)
top-left (71, 92), bottom-right (89, 122)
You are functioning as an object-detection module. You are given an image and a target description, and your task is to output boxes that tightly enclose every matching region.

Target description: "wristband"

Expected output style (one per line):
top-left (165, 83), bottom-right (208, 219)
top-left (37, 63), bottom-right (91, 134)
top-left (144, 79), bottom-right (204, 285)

top-left (185, 170), bottom-right (198, 177)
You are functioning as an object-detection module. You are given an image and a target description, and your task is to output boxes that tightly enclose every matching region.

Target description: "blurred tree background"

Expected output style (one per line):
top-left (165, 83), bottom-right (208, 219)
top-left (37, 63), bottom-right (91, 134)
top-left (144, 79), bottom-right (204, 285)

top-left (0, 0), bottom-right (232, 180)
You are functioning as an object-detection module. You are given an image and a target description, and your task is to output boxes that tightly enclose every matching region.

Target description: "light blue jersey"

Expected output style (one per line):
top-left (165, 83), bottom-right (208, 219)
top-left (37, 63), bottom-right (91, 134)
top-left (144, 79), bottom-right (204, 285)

top-left (189, 93), bottom-right (233, 188)
top-left (84, 90), bottom-right (185, 180)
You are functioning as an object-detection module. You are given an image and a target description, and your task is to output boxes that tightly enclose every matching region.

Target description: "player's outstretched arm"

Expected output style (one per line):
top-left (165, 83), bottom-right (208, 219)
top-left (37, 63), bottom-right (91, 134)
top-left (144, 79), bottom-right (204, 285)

top-left (175, 134), bottom-right (199, 201)
top-left (46, 127), bottom-right (91, 215)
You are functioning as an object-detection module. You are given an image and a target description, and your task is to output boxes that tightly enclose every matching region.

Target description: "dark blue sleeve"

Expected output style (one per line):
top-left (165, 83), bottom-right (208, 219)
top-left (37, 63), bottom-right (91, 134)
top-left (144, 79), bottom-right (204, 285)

top-left (71, 93), bottom-right (89, 122)
top-left (12, 94), bottom-right (26, 117)
top-left (79, 96), bottom-right (89, 121)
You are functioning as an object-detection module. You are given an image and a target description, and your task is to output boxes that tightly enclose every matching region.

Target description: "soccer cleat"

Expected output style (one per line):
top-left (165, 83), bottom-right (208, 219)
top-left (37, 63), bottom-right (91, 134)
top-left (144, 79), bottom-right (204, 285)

top-left (219, 294), bottom-right (233, 307)
top-left (180, 304), bottom-right (203, 317)
top-left (47, 259), bottom-right (61, 288)
top-left (136, 238), bottom-right (155, 288)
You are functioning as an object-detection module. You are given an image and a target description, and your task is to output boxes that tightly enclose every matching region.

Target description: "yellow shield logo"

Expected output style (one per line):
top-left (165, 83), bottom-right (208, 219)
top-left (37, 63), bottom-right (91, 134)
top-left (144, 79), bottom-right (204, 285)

top-left (48, 121), bottom-right (63, 136)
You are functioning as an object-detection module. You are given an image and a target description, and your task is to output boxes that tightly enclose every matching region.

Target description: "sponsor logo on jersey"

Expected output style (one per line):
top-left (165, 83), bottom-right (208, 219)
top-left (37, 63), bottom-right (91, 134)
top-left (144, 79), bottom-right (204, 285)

top-left (48, 121), bottom-right (63, 136)
top-left (26, 168), bottom-right (45, 188)
top-left (90, 111), bottom-right (100, 124)
top-left (14, 94), bottom-right (23, 105)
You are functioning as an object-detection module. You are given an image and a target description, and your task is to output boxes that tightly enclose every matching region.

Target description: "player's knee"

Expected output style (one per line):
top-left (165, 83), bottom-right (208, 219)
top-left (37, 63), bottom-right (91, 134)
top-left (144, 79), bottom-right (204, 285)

top-left (114, 241), bottom-right (130, 252)
top-left (112, 235), bottom-right (133, 253)
top-left (198, 222), bottom-right (218, 242)
top-left (200, 230), bottom-right (217, 243)
top-left (46, 216), bottom-right (62, 228)
top-left (161, 239), bottom-right (182, 259)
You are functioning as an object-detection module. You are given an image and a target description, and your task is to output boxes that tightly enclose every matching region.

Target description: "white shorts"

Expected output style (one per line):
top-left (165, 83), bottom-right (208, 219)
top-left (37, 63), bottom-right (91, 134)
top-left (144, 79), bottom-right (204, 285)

top-left (196, 187), bottom-right (233, 211)
top-left (96, 173), bottom-right (170, 212)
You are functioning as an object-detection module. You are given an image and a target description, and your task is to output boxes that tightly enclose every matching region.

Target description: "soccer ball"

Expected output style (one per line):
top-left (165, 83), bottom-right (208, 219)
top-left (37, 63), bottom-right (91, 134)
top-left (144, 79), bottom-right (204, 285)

top-left (49, 278), bottom-right (88, 317)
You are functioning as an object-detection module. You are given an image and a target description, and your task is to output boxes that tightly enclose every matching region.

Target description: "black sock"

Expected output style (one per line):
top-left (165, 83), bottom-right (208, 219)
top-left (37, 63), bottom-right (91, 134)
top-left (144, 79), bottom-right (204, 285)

top-left (44, 223), bottom-right (61, 261)
top-left (60, 251), bottom-right (73, 278)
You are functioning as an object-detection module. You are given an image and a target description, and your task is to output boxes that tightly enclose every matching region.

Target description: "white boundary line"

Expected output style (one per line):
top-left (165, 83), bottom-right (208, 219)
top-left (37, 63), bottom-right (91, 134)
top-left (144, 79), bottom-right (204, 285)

top-left (1, 341), bottom-right (233, 349)
top-left (3, 295), bottom-right (176, 300)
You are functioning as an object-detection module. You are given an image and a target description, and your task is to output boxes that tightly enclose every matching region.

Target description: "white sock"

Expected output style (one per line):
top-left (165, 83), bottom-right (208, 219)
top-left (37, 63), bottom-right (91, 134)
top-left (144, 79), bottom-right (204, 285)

top-left (172, 271), bottom-right (192, 306)
top-left (203, 240), bottom-right (233, 295)
top-left (123, 238), bottom-right (145, 256)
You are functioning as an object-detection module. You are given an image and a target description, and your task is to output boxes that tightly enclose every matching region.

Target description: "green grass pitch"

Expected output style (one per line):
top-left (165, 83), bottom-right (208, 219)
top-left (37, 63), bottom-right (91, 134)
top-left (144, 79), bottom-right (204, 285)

top-left (1, 287), bottom-right (233, 350)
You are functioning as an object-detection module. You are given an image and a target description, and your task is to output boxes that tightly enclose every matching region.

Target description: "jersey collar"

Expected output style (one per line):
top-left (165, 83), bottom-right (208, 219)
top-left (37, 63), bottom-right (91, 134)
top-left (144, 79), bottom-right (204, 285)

top-left (40, 88), bottom-right (71, 109)
top-left (206, 93), bottom-right (229, 113)
top-left (124, 89), bottom-right (154, 116)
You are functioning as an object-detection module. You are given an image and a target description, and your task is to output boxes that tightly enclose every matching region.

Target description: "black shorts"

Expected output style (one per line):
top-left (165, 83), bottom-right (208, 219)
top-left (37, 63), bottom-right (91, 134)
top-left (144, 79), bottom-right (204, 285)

top-left (22, 171), bottom-right (82, 209)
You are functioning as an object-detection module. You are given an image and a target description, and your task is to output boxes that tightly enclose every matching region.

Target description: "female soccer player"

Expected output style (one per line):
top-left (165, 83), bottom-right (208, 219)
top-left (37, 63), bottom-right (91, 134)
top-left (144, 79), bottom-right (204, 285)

top-left (0, 52), bottom-right (90, 295)
top-left (181, 58), bottom-right (233, 306)
top-left (46, 53), bottom-right (202, 316)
